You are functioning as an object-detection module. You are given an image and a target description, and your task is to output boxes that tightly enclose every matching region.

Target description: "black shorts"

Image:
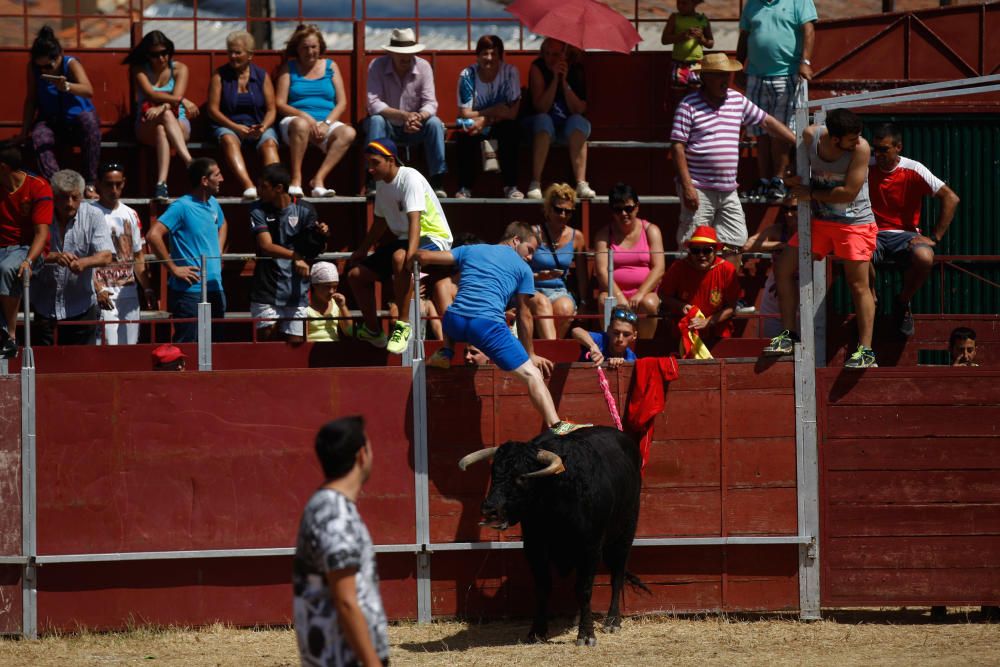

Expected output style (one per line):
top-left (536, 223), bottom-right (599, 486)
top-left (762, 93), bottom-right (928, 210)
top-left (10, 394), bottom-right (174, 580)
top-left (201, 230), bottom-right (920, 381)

top-left (361, 236), bottom-right (444, 281)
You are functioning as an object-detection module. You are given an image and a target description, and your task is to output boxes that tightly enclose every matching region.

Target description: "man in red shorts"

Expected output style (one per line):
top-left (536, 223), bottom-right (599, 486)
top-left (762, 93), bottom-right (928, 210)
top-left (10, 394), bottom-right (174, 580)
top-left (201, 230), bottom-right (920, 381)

top-left (763, 108), bottom-right (878, 369)
top-left (0, 141), bottom-right (52, 358)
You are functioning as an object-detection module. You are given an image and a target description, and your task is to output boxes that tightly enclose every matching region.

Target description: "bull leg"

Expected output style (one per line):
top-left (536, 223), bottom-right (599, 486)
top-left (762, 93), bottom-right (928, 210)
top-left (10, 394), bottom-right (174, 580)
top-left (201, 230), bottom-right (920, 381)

top-left (602, 542), bottom-right (630, 633)
top-left (526, 544), bottom-right (552, 642)
top-left (574, 552), bottom-right (600, 647)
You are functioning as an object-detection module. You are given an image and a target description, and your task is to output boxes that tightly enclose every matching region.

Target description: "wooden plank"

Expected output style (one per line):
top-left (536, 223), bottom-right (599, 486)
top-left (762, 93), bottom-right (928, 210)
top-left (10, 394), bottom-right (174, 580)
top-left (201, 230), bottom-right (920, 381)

top-left (637, 489), bottom-right (721, 537)
top-left (724, 545), bottom-right (799, 611)
top-left (824, 438), bottom-right (1000, 471)
top-left (0, 377), bottom-right (20, 558)
top-left (655, 389), bottom-right (722, 439)
top-left (824, 503), bottom-right (1000, 537)
top-left (826, 470), bottom-right (1000, 504)
top-left (824, 568), bottom-right (1000, 606)
top-left (826, 536), bottom-right (1000, 569)
top-left (726, 391), bottom-right (796, 439)
top-left (824, 374), bottom-right (1000, 407)
top-left (825, 405), bottom-right (1000, 438)
top-left (727, 438), bottom-right (797, 487)
top-left (641, 439), bottom-right (720, 489)
top-left (725, 488), bottom-right (798, 535)
top-left (427, 397), bottom-right (494, 448)
top-left (724, 360), bottom-right (794, 391)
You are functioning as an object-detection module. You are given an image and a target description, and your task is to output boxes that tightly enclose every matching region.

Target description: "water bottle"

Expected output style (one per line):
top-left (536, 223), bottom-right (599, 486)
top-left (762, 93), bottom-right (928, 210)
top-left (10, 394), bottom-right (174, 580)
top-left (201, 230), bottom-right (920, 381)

top-left (457, 118), bottom-right (475, 131)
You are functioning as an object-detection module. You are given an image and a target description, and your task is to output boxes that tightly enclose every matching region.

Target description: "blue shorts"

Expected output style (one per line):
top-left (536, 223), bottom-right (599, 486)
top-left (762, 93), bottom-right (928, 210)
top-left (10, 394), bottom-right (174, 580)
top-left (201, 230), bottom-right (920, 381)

top-left (524, 113), bottom-right (591, 145)
top-left (213, 125), bottom-right (279, 151)
top-left (873, 230), bottom-right (931, 264)
top-left (443, 310), bottom-right (529, 372)
top-left (362, 236), bottom-right (446, 281)
top-left (536, 284), bottom-right (576, 308)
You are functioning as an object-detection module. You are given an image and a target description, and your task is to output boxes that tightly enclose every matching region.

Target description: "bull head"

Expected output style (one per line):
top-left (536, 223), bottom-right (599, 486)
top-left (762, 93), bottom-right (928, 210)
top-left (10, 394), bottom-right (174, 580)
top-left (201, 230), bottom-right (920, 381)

top-left (458, 447), bottom-right (498, 470)
top-left (458, 447), bottom-right (564, 478)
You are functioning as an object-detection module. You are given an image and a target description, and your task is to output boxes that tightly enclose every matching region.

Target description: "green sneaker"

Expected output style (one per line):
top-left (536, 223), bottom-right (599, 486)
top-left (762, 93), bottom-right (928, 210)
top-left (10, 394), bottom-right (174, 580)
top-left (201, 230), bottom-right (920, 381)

top-left (762, 330), bottom-right (796, 356)
top-left (426, 348), bottom-right (453, 369)
top-left (355, 322), bottom-right (387, 348)
top-left (844, 345), bottom-right (878, 369)
top-left (386, 321), bottom-right (412, 355)
top-left (549, 420), bottom-right (592, 436)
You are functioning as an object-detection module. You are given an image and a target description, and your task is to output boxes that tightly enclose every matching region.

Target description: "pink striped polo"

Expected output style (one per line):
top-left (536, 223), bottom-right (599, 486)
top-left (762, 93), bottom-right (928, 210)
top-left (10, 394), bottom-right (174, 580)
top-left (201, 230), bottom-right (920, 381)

top-left (671, 89), bottom-right (767, 192)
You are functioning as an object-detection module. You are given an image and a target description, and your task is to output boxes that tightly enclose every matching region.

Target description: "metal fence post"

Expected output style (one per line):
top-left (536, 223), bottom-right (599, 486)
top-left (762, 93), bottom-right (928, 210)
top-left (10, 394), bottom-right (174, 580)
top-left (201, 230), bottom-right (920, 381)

top-left (603, 248), bottom-right (617, 329)
top-left (198, 255), bottom-right (212, 371)
top-left (794, 81), bottom-right (821, 620)
top-left (409, 259), bottom-right (432, 622)
top-left (20, 275), bottom-right (37, 638)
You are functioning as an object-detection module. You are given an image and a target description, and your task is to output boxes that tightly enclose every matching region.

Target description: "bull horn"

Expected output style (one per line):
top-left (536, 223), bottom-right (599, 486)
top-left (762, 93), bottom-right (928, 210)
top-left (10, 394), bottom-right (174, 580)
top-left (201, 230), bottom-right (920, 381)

top-left (458, 447), bottom-right (498, 471)
top-left (521, 449), bottom-right (565, 479)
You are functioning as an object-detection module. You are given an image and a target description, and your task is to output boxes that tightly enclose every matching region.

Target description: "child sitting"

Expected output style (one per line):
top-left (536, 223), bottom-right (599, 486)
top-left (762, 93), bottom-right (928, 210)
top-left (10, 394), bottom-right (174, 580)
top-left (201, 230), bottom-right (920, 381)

top-left (306, 262), bottom-right (352, 342)
top-left (661, 0), bottom-right (714, 87)
top-left (571, 306), bottom-right (639, 369)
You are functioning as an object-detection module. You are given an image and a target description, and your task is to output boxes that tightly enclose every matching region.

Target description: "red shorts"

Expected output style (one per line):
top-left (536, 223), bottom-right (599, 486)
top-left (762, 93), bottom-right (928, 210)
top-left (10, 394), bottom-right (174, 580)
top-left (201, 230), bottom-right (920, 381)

top-left (788, 220), bottom-right (877, 261)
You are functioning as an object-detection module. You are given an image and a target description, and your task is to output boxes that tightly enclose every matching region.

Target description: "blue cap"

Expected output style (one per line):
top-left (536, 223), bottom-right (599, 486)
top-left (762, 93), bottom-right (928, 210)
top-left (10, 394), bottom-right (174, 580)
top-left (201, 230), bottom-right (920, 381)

top-left (364, 139), bottom-right (402, 164)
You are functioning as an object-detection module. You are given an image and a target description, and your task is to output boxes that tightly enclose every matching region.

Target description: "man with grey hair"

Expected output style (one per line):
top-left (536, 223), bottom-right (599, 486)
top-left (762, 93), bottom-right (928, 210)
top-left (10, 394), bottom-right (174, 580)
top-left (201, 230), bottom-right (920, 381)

top-left (33, 169), bottom-right (113, 345)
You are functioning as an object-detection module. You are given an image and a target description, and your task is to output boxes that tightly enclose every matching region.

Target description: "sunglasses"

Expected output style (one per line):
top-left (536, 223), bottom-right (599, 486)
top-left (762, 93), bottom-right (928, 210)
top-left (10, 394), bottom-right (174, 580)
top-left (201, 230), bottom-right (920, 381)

top-left (689, 246), bottom-right (716, 256)
top-left (148, 49), bottom-right (170, 59)
top-left (611, 307), bottom-right (638, 324)
top-left (612, 204), bottom-right (636, 215)
top-left (98, 162), bottom-right (125, 175)
top-left (553, 206), bottom-right (574, 217)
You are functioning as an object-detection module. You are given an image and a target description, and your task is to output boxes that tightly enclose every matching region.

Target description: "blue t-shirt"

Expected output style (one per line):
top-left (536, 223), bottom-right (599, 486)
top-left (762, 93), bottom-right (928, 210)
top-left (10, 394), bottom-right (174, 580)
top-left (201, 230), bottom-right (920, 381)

top-left (449, 244), bottom-right (534, 323)
top-left (739, 0), bottom-right (818, 77)
top-left (578, 331), bottom-right (637, 363)
top-left (158, 194), bottom-right (225, 294)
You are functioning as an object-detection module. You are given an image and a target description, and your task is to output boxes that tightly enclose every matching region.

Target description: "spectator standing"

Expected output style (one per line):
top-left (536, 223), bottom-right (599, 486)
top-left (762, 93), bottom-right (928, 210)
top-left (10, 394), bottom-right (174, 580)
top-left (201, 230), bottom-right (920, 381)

top-left (124, 31), bottom-right (198, 203)
top-left (869, 122), bottom-right (960, 337)
top-left (593, 183), bottom-right (665, 340)
top-left (660, 225), bottom-right (740, 353)
top-left (671, 53), bottom-right (795, 251)
top-left (455, 35), bottom-right (523, 199)
top-left (293, 416), bottom-right (389, 667)
top-left (92, 162), bottom-right (154, 345)
top-left (0, 142), bottom-right (51, 358)
top-left (524, 38), bottom-right (595, 200)
top-left (146, 158), bottom-right (228, 343)
top-left (660, 0), bottom-right (714, 87)
top-left (365, 28), bottom-right (447, 197)
top-left (348, 140), bottom-right (453, 355)
top-left (21, 26), bottom-right (101, 197)
top-left (249, 163), bottom-right (328, 343)
top-left (738, 0), bottom-right (817, 203)
top-left (33, 169), bottom-right (112, 346)
top-left (417, 222), bottom-right (589, 436)
top-left (764, 109), bottom-right (878, 369)
top-left (275, 24), bottom-right (355, 198)
top-left (207, 31), bottom-right (280, 200)
top-left (949, 327), bottom-right (978, 367)
top-left (529, 183), bottom-right (587, 340)
top-left (571, 306), bottom-right (638, 368)
top-left (306, 261), bottom-right (352, 343)
top-left (742, 202), bottom-right (797, 338)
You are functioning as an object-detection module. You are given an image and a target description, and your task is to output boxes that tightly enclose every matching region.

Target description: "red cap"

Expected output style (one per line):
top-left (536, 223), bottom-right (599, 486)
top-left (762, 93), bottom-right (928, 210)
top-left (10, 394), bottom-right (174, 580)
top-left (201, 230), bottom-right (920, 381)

top-left (685, 225), bottom-right (723, 249)
top-left (152, 344), bottom-right (185, 365)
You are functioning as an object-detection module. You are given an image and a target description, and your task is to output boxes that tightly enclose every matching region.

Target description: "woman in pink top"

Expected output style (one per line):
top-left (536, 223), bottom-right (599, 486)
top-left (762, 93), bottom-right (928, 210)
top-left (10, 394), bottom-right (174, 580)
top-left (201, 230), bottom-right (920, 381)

top-left (594, 183), bottom-right (665, 339)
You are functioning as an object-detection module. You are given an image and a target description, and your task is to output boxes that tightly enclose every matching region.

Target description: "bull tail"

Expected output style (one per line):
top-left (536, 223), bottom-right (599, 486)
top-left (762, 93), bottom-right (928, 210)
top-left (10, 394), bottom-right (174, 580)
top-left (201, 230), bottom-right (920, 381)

top-left (624, 570), bottom-right (651, 595)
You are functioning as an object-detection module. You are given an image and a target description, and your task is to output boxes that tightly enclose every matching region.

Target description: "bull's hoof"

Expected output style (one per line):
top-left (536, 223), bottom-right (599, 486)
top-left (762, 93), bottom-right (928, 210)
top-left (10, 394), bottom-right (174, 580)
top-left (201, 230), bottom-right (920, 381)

top-left (526, 631), bottom-right (548, 644)
top-left (575, 635), bottom-right (597, 647)
top-left (603, 623), bottom-right (621, 634)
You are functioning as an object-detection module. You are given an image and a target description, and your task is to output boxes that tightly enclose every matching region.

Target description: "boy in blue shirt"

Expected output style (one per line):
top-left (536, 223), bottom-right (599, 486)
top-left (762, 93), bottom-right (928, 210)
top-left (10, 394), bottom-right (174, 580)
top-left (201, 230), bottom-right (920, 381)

top-left (417, 221), bottom-right (588, 436)
top-left (571, 306), bottom-right (639, 368)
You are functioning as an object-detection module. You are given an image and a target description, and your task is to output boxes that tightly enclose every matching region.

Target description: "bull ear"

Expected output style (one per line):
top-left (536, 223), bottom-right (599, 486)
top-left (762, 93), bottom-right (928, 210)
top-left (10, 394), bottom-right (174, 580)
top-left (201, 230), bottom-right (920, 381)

top-left (458, 447), bottom-right (498, 471)
top-left (521, 449), bottom-right (565, 479)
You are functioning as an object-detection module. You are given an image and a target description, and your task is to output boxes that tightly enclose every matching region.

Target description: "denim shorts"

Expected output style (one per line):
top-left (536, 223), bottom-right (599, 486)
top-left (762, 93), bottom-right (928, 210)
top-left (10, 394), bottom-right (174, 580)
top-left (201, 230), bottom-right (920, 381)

top-left (213, 126), bottom-right (279, 151)
top-left (873, 230), bottom-right (930, 264)
top-left (536, 285), bottom-right (576, 308)
top-left (524, 113), bottom-right (592, 145)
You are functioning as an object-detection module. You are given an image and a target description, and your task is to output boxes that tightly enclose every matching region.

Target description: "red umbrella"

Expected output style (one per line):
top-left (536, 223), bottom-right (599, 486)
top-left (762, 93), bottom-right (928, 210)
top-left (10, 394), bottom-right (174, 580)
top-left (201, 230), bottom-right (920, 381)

top-left (506, 0), bottom-right (642, 54)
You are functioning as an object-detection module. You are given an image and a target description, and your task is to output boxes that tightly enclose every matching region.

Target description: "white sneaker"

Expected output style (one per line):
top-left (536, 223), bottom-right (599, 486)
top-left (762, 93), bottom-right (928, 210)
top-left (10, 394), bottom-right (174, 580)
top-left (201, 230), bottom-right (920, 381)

top-left (434, 188), bottom-right (448, 199)
top-left (289, 185), bottom-right (304, 197)
top-left (455, 187), bottom-right (471, 199)
top-left (526, 181), bottom-right (543, 199)
top-left (504, 186), bottom-right (525, 200)
top-left (576, 181), bottom-right (596, 199)
top-left (311, 186), bottom-right (336, 198)
top-left (242, 187), bottom-right (258, 200)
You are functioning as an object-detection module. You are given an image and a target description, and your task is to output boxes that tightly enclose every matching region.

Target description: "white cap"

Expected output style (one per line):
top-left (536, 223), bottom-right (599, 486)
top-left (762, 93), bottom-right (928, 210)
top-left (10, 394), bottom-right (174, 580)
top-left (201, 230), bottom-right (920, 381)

top-left (310, 261), bottom-right (339, 284)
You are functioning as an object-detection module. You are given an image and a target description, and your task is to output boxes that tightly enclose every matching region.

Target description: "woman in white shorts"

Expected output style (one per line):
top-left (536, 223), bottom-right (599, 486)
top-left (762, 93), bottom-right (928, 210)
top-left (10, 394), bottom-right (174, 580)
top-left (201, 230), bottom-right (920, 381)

top-left (275, 24), bottom-right (356, 198)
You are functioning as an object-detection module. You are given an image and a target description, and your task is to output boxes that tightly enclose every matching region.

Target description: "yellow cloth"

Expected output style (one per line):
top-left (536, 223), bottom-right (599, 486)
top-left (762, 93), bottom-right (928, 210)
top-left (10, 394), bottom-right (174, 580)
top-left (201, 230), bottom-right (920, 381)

top-left (672, 12), bottom-right (709, 63)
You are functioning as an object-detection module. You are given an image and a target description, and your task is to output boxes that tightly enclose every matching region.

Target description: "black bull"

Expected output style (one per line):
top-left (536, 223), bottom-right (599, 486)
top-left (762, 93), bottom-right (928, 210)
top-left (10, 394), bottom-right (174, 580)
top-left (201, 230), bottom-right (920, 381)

top-left (459, 426), bottom-right (648, 646)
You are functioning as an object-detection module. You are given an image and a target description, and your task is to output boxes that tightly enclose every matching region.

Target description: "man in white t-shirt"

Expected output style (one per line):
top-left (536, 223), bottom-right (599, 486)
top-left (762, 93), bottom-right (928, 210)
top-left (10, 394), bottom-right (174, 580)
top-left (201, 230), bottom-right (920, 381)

top-left (91, 162), bottom-right (154, 345)
top-left (347, 139), bottom-right (452, 355)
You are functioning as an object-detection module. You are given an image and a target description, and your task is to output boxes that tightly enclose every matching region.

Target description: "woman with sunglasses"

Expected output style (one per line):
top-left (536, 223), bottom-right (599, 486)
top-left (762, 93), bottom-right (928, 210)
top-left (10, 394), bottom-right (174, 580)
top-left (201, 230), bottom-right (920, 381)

top-left (124, 31), bottom-right (197, 203)
top-left (528, 183), bottom-right (588, 339)
top-left (20, 26), bottom-right (101, 198)
top-left (593, 182), bottom-right (665, 339)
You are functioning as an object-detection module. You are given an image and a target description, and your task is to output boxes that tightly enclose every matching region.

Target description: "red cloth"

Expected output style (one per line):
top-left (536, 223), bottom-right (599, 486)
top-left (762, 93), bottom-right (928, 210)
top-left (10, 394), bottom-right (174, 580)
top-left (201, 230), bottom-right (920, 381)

top-left (660, 256), bottom-right (739, 338)
top-left (0, 173), bottom-right (53, 249)
top-left (869, 157), bottom-right (942, 233)
top-left (625, 356), bottom-right (679, 471)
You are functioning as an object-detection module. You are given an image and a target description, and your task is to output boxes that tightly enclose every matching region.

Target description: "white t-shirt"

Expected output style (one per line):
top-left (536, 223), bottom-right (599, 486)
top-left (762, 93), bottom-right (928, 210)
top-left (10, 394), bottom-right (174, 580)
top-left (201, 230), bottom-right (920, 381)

top-left (373, 166), bottom-right (452, 248)
top-left (90, 200), bottom-right (143, 298)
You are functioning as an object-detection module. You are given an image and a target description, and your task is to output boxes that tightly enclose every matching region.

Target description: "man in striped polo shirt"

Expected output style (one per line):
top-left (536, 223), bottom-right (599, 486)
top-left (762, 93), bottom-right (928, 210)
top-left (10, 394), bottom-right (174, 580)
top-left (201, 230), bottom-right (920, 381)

top-left (671, 53), bottom-right (795, 253)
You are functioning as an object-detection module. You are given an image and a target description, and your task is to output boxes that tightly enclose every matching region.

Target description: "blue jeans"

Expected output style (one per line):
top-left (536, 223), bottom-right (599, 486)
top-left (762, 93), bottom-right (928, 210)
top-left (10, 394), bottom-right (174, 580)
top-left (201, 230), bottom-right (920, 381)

top-left (363, 114), bottom-right (447, 177)
top-left (526, 113), bottom-right (591, 145)
top-left (168, 289), bottom-right (227, 343)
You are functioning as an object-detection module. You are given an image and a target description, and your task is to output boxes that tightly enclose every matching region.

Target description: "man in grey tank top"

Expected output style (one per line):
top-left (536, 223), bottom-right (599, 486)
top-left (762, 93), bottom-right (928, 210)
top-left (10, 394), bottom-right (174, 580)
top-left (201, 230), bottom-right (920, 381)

top-left (763, 109), bottom-right (879, 369)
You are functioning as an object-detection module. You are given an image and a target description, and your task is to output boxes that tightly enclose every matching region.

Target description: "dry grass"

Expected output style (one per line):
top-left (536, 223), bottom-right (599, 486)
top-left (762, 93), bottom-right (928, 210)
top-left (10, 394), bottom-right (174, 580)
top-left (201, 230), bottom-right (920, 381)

top-left (1, 609), bottom-right (997, 666)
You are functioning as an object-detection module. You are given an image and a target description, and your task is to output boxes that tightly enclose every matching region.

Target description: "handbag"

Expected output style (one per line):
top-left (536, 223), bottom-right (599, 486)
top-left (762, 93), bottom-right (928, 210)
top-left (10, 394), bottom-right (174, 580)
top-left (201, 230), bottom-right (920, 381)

top-left (480, 138), bottom-right (500, 173)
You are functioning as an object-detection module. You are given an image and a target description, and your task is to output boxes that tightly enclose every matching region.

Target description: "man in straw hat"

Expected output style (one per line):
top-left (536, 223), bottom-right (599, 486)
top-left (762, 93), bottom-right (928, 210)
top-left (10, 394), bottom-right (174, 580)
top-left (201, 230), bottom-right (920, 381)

top-left (671, 53), bottom-right (795, 254)
top-left (364, 28), bottom-right (448, 197)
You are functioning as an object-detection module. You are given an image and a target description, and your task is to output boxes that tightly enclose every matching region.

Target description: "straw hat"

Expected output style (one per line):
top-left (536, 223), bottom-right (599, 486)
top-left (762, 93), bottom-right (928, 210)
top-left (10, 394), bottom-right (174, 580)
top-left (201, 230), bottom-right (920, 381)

top-left (383, 28), bottom-right (425, 54)
top-left (691, 53), bottom-right (743, 73)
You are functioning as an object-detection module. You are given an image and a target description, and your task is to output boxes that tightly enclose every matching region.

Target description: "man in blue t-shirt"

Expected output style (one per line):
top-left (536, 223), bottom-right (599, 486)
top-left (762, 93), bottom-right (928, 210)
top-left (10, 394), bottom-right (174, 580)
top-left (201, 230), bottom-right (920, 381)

top-left (147, 158), bottom-right (228, 343)
top-left (571, 306), bottom-right (638, 368)
top-left (417, 221), bottom-right (589, 437)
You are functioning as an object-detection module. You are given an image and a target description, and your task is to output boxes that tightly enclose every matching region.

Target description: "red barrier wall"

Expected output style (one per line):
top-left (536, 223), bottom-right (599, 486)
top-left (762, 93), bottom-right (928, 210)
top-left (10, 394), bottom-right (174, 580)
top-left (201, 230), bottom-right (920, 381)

top-left (0, 375), bottom-right (22, 635)
top-left (819, 367), bottom-right (1000, 607)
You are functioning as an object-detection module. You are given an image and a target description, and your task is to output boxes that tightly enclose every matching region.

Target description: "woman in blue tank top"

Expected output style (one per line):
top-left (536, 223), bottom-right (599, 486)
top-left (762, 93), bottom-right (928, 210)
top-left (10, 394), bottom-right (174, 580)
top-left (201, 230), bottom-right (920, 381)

top-left (124, 31), bottom-right (198, 203)
top-left (20, 26), bottom-right (101, 195)
top-left (275, 24), bottom-right (356, 198)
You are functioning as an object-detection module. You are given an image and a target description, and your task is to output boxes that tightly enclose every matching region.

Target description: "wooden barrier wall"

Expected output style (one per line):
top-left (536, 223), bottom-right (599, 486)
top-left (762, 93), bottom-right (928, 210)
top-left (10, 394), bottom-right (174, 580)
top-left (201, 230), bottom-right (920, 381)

top-left (0, 376), bottom-right (22, 635)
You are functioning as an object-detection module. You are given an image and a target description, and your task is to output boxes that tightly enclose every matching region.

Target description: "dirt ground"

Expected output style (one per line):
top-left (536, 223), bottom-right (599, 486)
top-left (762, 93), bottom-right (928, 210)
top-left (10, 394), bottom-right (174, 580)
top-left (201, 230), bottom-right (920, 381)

top-left (1, 608), bottom-right (998, 667)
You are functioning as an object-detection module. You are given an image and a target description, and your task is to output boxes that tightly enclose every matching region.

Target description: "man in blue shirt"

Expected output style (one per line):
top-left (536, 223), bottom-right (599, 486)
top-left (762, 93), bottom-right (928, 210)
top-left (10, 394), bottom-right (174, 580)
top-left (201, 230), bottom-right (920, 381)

top-left (147, 158), bottom-right (228, 343)
top-left (417, 221), bottom-right (588, 436)
top-left (571, 306), bottom-right (638, 368)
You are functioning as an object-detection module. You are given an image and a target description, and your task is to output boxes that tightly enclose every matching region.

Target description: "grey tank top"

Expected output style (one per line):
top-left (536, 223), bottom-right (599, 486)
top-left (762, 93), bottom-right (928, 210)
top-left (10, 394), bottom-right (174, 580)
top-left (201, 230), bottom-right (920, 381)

top-left (809, 127), bottom-right (874, 225)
